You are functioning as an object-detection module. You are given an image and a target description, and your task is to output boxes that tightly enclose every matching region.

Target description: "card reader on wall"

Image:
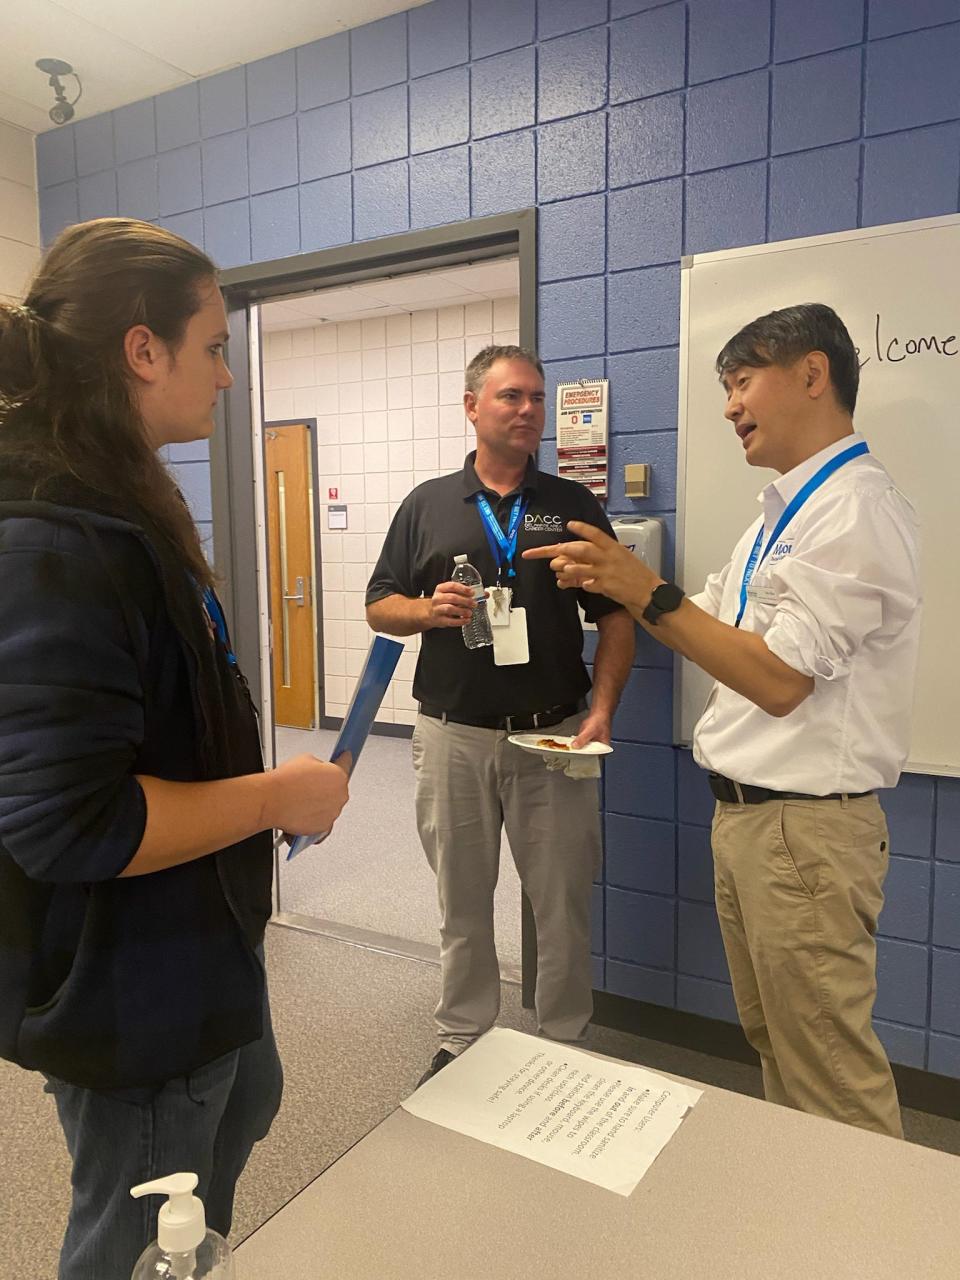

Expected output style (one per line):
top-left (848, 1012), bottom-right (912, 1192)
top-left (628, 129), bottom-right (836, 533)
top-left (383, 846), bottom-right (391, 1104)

top-left (611, 517), bottom-right (663, 579)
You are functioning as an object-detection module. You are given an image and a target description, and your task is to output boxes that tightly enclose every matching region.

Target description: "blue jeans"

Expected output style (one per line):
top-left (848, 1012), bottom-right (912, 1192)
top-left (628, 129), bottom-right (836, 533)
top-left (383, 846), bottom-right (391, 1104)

top-left (44, 999), bottom-right (283, 1280)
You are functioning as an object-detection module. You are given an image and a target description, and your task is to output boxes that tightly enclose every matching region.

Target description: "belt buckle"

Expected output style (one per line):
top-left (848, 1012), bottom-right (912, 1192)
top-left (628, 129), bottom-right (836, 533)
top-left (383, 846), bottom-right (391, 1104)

top-left (710, 772), bottom-right (737, 804)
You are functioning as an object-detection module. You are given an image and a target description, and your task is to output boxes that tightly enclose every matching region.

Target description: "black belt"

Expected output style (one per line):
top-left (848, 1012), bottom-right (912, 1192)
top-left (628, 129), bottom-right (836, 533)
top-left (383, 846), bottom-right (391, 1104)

top-left (708, 772), bottom-right (873, 805)
top-left (419, 701), bottom-right (583, 732)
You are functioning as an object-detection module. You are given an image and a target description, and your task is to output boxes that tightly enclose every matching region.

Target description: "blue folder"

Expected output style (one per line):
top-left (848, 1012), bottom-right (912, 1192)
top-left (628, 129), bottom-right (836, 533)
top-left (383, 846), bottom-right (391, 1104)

top-left (287, 634), bottom-right (406, 859)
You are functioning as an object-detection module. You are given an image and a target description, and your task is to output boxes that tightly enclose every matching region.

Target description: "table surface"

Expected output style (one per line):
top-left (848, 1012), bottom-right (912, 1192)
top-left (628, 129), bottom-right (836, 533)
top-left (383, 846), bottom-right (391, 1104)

top-left (236, 1059), bottom-right (960, 1279)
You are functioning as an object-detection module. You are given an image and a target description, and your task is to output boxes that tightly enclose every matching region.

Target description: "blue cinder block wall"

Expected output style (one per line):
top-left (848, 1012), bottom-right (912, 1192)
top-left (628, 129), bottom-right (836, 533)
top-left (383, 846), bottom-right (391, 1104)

top-left (35, 0), bottom-right (960, 1079)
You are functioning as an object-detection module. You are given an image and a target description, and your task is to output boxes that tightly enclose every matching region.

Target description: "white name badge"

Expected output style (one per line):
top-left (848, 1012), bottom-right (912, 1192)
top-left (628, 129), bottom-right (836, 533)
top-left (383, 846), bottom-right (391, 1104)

top-left (493, 606), bottom-right (529, 666)
top-left (746, 584), bottom-right (778, 606)
top-left (488, 585), bottom-right (513, 628)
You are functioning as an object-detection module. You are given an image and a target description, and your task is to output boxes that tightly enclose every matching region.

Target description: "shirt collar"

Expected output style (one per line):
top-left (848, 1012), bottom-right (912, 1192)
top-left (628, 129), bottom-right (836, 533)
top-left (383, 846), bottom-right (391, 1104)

top-left (461, 450), bottom-right (539, 501)
top-left (759, 431), bottom-right (867, 518)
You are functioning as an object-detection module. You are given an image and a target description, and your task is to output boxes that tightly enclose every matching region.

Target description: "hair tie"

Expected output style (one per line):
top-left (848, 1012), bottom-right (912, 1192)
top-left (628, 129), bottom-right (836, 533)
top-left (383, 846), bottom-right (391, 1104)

top-left (5, 302), bottom-right (42, 327)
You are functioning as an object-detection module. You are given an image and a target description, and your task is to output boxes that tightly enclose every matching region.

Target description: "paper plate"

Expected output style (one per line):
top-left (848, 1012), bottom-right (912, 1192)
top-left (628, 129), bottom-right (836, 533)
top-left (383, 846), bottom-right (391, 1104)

top-left (508, 733), bottom-right (613, 757)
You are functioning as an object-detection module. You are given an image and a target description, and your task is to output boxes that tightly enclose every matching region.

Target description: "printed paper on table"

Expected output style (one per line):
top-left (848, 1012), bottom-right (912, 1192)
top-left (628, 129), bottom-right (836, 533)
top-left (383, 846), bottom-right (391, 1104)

top-left (402, 1027), bottom-right (701, 1196)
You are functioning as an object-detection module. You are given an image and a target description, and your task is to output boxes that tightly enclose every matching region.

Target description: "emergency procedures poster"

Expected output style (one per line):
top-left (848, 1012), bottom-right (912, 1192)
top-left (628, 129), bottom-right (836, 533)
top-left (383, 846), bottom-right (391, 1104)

top-left (555, 378), bottom-right (609, 498)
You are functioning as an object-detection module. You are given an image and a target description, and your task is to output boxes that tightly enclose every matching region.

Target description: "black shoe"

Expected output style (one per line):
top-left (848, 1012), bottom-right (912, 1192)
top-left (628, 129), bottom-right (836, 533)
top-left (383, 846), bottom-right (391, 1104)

top-left (417, 1048), bottom-right (456, 1088)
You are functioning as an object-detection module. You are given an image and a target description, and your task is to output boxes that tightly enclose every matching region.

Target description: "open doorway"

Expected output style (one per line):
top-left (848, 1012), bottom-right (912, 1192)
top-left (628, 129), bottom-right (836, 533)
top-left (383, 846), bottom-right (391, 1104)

top-left (210, 211), bottom-right (538, 990)
top-left (254, 256), bottom-right (525, 972)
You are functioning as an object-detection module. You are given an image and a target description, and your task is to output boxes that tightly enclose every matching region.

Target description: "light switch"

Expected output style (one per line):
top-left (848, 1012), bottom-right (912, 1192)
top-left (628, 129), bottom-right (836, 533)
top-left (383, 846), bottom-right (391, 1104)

top-left (624, 463), bottom-right (650, 498)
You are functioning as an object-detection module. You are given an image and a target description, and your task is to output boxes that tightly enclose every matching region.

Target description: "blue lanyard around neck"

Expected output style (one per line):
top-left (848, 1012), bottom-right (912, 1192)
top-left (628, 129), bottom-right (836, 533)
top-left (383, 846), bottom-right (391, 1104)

top-left (735, 440), bottom-right (869, 628)
top-left (475, 492), bottom-right (527, 579)
top-left (202, 584), bottom-right (238, 665)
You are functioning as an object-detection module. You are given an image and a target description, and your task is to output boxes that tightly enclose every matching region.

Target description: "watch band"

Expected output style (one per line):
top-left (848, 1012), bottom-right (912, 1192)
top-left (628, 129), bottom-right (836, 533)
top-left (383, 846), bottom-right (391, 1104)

top-left (642, 581), bottom-right (685, 626)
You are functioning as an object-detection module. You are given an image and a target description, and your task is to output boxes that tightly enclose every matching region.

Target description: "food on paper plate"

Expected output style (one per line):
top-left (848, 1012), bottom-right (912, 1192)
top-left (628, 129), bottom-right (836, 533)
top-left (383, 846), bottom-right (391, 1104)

top-left (537, 738), bottom-right (570, 750)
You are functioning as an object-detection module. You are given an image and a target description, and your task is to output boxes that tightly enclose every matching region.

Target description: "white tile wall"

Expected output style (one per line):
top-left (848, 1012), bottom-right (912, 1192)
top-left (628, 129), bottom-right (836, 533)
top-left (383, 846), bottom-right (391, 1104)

top-left (386, 313), bottom-right (411, 345)
top-left (262, 301), bottom-right (519, 723)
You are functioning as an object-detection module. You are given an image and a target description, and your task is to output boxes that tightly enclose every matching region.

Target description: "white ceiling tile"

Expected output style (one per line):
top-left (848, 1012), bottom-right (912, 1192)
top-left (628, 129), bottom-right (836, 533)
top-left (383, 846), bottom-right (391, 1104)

top-left (435, 260), bottom-right (521, 295)
top-left (0, 90), bottom-right (49, 135)
top-left (258, 301), bottom-right (307, 327)
top-left (50, 0), bottom-right (429, 79)
top-left (3, 1), bottom-right (191, 129)
top-left (259, 260), bottom-right (520, 331)
top-left (5, 1), bottom-right (431, 132)
top-left (366, 275), bottom-right (472, 306)
top-left (302, 289), bottom-right (359, 315)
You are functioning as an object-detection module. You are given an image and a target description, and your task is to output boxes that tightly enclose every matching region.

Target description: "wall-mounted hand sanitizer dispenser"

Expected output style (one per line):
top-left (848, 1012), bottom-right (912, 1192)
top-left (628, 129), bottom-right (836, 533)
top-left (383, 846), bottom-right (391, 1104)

top-left (581, 516), bottom-right (665, 633)
top-left (611, 517), bottom-right (663, 578)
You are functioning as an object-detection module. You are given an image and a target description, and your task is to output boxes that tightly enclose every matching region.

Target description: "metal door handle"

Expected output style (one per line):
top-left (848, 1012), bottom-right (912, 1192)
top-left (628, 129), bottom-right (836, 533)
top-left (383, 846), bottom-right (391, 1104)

top-left (283, 575), bottom-right (307, 606)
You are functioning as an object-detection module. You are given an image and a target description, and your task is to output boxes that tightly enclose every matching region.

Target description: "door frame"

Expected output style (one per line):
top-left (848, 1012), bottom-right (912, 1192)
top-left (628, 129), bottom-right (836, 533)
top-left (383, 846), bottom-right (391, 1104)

top-left (208, 209), bottom-right (538, 994)
top-left (210, 208), bottom-right (537, 709)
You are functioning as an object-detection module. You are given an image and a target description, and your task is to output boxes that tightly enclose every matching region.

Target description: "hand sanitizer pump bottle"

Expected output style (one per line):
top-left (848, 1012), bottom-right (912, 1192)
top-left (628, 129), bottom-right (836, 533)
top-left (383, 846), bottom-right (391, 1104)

top-left (129, 1173), bottom-right (235, 1280)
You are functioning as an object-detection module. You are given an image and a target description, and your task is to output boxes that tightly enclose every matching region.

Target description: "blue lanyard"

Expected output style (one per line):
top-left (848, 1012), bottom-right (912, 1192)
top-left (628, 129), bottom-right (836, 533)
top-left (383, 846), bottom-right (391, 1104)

top-left (735, 440), bottom-right (869, 628)
top-left (202, 585), bottom-right (238, 665)
top-left (475, 493), bottom-right (527, 580)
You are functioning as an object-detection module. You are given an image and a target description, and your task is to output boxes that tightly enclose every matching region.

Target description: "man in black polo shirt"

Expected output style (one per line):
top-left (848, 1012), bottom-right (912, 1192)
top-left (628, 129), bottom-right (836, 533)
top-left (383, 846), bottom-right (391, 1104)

top-left (366, 346), bottom-right (634, 1085)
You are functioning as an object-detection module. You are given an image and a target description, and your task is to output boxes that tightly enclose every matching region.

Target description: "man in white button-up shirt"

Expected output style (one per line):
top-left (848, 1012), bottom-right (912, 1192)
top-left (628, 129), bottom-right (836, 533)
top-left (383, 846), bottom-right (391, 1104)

top-left (526, 304), bottom-right (921, 1137)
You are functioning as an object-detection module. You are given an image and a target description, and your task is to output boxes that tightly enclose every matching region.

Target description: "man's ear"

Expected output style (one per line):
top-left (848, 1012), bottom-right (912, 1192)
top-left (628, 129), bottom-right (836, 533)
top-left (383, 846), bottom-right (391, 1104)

top-left (123, 324), bottom-right (167, 386)
top-left (803, 350), bottom-right (830, 398)
top-left (463, 390), bottom-right (478, 425)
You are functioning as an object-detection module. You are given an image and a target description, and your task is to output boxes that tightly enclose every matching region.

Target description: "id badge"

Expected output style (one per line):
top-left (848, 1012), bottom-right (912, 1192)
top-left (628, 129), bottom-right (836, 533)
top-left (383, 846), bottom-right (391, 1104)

top-left (488, 585), bottom-right (513, 628)
top-left (746, 583), bottom-right (778, 606)
top-left (492, 606), bottom-right (529, 666)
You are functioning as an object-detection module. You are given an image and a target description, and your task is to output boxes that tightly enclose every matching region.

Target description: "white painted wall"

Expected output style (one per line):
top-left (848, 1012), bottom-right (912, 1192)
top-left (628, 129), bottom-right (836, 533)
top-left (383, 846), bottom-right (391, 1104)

top-left (0, 122), bottom-right (39, 303)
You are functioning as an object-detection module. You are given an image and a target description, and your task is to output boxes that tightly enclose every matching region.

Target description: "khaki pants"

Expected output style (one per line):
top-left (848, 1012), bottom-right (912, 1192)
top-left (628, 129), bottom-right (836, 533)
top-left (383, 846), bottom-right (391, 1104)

top-left (712, 793), bottom-right (902, 1137)
top-left (412, 712), bottom-right (601, 1054)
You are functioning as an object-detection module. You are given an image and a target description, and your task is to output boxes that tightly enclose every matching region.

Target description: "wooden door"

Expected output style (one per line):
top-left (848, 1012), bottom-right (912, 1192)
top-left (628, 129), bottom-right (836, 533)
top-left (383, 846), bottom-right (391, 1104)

top-left (265, 423), bottom-right (317, 728)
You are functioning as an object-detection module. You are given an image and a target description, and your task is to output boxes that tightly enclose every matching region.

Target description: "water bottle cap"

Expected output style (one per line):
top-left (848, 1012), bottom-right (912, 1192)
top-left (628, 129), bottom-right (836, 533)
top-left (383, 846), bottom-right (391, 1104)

top-left (453, 554), bottom-right (467, 564)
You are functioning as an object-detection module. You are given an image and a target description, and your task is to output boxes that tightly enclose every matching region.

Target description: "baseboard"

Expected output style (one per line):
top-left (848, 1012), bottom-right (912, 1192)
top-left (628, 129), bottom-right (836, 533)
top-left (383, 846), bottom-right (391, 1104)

top-left (592, 990), bottom-right (960, 1120)
top-left (891, 1062), bottom-right (960, 1120)
top-left (319, 715), bottom-right (413, 740)
top-left (592, 990), bottom-right (758, 1066)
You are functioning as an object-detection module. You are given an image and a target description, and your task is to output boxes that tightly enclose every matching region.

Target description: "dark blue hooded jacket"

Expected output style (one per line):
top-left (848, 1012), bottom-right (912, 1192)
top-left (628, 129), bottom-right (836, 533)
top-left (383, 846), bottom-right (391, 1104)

top-left (0, 472), bottom-right (273, 1091)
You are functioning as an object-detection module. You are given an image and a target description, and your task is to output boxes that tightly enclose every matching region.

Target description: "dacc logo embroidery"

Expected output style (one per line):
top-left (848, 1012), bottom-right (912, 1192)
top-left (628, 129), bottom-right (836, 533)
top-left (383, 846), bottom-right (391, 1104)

top-left (524, 513), bottom-right (564, 533)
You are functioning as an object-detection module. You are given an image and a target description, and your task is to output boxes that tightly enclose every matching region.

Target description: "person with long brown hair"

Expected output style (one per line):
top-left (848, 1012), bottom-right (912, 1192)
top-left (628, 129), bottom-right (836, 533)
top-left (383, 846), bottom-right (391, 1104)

top-left (0, 218), bottom-right (349, 1278)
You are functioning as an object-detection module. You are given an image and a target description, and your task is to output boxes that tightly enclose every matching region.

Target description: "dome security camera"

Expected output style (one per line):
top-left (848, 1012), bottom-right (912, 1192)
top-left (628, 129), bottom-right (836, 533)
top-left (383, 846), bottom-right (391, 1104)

top-left (49, 100), bottom-right (75, 125)
top-left (35, 58), bottom-right (81, 128)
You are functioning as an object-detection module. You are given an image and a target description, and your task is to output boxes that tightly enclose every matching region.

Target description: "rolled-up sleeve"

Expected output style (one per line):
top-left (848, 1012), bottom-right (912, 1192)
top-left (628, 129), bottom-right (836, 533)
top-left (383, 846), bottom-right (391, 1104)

top-left (0, 540), bottom-right (147, 883)
top-left (761, 488), bottom-right (920, 681)
top-left (689, 558), bottom-right (734, 620)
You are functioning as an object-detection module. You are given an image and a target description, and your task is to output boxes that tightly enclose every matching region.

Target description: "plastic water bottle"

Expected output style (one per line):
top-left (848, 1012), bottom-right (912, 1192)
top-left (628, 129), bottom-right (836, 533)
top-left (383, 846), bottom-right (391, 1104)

top-left (451, 554), bottom-right (493, 649)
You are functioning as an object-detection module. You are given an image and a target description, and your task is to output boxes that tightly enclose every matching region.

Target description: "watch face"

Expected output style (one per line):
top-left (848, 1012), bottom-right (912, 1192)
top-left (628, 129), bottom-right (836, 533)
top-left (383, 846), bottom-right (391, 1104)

top-left (643, 581), bottom-right (684, 625)
top-left (652, 582), bottom-right (684, 611)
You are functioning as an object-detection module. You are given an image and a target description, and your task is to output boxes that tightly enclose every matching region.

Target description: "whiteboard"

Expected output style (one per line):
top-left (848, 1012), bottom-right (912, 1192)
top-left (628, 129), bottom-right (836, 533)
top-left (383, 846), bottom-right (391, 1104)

top-left (676, 214), bottom-right (960, 777)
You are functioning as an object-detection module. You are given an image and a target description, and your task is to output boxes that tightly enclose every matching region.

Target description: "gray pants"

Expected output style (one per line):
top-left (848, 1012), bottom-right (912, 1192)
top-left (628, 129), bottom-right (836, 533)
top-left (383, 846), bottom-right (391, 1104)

top-left (412, 711), bottom-right (601, 1054)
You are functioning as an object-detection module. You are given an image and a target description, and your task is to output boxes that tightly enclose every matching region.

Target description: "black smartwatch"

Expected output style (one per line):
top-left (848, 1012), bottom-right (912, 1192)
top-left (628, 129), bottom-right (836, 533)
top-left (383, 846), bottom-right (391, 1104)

top-left (642, 581), bottom-right (685, 626)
